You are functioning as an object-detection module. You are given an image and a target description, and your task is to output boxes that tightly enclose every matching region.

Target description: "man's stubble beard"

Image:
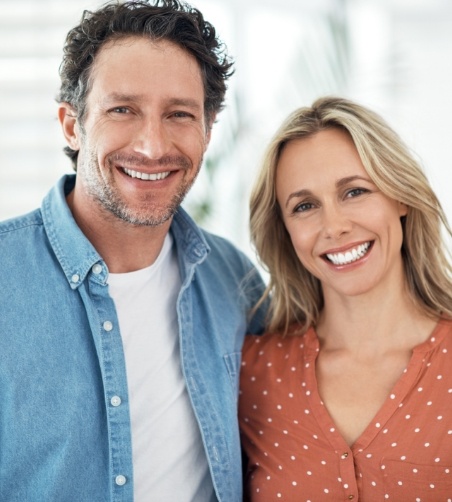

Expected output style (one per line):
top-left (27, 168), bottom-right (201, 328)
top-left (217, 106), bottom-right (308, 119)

top-left (79, 149), bottom-right (202, 227)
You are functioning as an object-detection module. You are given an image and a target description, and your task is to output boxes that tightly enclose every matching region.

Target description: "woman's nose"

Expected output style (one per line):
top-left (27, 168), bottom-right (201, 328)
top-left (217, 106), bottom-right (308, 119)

top-left (321, 204), bottom-right (352, 239)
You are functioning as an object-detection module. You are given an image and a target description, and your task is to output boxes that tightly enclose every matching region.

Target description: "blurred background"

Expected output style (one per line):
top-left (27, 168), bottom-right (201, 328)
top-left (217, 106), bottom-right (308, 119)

top-left (1, 0), bottom-right (451, 259)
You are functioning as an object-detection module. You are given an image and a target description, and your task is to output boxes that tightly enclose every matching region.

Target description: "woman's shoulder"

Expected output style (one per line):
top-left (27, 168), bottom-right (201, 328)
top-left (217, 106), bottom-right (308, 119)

top-left (240, 326), bottom-right (318, 385)
top-left (243, 325), bottom-right (314, 361)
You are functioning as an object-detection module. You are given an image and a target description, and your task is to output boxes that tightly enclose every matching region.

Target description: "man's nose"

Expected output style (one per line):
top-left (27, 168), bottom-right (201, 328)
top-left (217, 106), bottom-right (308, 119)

top-left (133, 117), bottom-right (171, 160)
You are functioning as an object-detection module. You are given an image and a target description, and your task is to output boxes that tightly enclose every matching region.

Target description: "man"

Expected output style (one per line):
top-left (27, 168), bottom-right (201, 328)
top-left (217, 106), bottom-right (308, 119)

top-left (0, 2), bottom-right (265, 501)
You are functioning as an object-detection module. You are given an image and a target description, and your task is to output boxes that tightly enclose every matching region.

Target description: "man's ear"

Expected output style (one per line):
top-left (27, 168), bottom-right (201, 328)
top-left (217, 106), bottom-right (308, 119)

top-left (205, 114), bottom-right (217, 147)
top-left (58, 103), bottom-right (80, 151)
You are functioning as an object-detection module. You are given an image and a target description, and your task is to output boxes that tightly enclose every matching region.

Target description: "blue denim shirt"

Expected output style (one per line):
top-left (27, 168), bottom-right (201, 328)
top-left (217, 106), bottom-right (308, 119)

top-left (0, 175), bottom-right (265, 502)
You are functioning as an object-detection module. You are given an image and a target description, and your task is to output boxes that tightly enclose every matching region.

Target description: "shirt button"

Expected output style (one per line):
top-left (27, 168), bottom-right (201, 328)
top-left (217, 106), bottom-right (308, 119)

top-left (71, 274), bottom-right (80, 283)
top-left (348, 496), bottom-right (354, 500)
top-left (342, 452), bottom-right (349, 459)
top-left (92, 264), bottom-right (103, 274)
top-left (103, 321), bottom-right (113, 332)
top-left (111, 396), bottom-right (122, 407)
top-left (115, 475), bottom-right (127, 486)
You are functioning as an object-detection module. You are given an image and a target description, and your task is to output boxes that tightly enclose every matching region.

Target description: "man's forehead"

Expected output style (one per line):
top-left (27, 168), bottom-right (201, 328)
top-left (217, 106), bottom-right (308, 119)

top-left (82, 39), bottom-right (206, 118)
top-left (89, 36), bottom-right (203, 87)
top-left (93, 35), bottom-right (198, 70)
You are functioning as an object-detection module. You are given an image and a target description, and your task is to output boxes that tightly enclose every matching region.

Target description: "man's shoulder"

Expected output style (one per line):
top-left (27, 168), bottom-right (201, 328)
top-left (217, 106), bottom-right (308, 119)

top-left (201, 227), bottom-right (243, 255)
top-left (0, 210), bottom-right (47, 287)
top-left (199, 227), bottom-right (257, 274)
top-left (0, 208), bottom-right (43, 237)
top-left (172, 208), bottom-right (253, 267)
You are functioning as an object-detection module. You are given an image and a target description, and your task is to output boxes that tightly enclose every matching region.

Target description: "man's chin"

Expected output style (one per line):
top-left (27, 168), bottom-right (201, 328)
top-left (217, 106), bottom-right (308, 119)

top-left (106, 204), bottom-right (177, 227)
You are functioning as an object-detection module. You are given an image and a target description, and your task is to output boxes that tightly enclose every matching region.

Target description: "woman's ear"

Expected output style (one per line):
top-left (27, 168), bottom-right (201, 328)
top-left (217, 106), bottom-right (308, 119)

top-left (58, 103), bottom-right (80, 151)
top-left (398, 201), bottom-right (408, 217)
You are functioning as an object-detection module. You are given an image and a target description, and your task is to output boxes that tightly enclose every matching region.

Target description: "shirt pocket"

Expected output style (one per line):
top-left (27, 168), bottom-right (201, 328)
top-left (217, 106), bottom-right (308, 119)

top-left (224, 351), bottom-right (242, 400)
top-left (382, 459), bottom-right (452, 500)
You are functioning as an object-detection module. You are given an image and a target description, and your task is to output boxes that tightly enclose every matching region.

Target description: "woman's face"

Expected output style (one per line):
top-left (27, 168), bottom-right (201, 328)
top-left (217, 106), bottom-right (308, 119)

top-left (275, 127), bottom-right (407, 299)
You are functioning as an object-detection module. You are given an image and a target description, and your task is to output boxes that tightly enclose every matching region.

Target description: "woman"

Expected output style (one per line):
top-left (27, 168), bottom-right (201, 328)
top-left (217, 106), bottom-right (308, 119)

top-left (239, 96), bottom-right (452, 501)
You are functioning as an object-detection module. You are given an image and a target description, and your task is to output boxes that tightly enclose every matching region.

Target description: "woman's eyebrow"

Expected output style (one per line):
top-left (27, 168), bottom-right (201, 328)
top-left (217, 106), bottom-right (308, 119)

top-left (336, 175), bottom-right (370, 189)
top-left (285, 189), bottom-right (312, 209)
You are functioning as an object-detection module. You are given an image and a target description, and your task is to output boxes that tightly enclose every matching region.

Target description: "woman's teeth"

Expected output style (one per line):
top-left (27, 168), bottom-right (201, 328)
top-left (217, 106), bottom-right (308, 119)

top-left (326, 242), bottom-right (371, 266)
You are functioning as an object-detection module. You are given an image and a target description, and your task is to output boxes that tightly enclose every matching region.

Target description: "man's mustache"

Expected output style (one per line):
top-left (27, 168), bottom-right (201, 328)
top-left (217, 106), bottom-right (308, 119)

top-left (108, 153), bottom-right (191, 169)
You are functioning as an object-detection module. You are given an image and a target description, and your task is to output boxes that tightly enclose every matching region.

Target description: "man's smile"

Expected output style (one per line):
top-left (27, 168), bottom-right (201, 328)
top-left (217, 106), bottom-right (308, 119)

top-left (123, 167), bottom-right (171, 181)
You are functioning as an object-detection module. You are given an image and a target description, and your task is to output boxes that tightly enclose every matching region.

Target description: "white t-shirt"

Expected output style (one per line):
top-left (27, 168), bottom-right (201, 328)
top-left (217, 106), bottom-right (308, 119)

top-left (107, 234), bottom-right (215, 501)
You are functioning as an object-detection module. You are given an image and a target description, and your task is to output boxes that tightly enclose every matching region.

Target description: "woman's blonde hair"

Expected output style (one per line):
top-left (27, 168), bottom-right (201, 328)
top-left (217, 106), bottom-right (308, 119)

top-left (250, 96), bottom-right (452, 335)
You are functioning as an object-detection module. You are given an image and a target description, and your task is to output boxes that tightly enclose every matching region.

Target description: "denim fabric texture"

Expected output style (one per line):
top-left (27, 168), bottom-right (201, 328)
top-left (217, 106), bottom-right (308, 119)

top-left (0, 175), bottom-right (266, 502)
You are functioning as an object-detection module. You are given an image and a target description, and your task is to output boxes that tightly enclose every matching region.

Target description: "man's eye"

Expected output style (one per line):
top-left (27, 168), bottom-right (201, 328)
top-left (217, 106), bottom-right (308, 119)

top-left (110, 107), bottom-right (129, 114)
top-left (172, 111), bottom-right (194, 119)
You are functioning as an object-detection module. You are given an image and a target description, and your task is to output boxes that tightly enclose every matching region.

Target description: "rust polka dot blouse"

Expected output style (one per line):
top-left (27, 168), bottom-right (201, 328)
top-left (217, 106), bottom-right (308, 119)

top-left (239, 320), bottom-right (452, 501)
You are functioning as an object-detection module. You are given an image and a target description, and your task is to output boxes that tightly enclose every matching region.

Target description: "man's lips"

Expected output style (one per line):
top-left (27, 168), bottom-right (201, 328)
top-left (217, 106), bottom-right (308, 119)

top-left (122, 167), bottom-right (170, 181)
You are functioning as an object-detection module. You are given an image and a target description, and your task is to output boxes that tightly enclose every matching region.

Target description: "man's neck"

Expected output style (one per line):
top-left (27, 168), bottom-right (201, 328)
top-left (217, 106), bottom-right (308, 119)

top-left (66, 190), bottom-right (172, 273)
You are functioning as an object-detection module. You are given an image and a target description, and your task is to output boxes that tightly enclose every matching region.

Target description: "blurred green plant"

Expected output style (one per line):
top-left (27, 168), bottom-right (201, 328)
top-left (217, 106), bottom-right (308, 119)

top-left (184, 91), bottom-right (245, 226)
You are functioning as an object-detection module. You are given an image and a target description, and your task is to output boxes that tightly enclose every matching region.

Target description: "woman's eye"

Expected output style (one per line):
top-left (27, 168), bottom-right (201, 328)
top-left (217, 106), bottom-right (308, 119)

top-left (294, 202), bottom-right (315, 213)
top-left (346, 187), bottom-right (368, 198)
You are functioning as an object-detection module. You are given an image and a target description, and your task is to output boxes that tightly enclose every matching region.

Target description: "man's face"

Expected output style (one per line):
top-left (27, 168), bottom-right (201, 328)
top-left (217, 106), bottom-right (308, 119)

top-left (66, 36), bottom-right (210, 227)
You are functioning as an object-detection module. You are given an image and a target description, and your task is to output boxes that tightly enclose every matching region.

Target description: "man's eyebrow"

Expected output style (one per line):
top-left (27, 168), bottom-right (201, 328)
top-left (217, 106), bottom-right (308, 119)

top-left (100, 94), bottom-right (202, 110)
top-left (167, 98), bottom-right (203, 111)
top-left (100, 93), bottom-right (145, 104)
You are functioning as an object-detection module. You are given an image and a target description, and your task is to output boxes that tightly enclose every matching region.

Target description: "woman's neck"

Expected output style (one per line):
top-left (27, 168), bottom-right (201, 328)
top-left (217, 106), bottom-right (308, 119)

top-left (316, 282), bottom-right (437, 355)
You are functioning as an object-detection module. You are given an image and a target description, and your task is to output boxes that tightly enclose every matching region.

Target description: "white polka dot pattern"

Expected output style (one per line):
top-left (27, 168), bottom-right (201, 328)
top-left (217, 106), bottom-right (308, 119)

top-left (239, 321), bottom-right (452, 500)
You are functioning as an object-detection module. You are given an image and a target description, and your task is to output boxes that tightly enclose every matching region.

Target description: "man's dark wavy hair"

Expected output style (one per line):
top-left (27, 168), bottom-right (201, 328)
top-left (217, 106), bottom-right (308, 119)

top-left (57, 0), bottom-right (234, 167)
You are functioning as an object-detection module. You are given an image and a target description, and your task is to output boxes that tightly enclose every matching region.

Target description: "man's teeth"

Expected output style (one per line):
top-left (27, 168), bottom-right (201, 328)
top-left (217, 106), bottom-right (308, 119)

top-left (326, 242), bottom-right (371, 266)
top-left (123, 168), bottom-right (170, 181)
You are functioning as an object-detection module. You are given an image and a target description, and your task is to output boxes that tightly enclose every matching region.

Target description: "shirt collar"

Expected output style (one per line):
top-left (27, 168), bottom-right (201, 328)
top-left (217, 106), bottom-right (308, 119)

top-left (170, 206), bottom-right (210, 265)
top-left (41, 175), bottom-right (102, 289)
top-left (41, 174), bottom-right (210, 289)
